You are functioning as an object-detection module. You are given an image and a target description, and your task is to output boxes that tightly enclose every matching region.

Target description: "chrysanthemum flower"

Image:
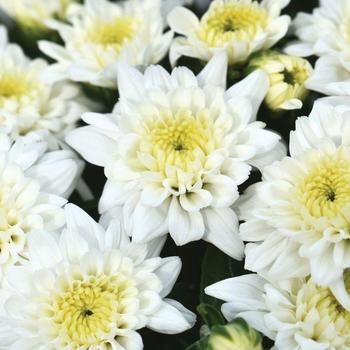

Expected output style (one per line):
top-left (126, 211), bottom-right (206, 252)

top-left (248, 51), bottom-right (313, 110)
top-left (67, 53), bottom-right (283, 259)
top-left (285, 0), bottom-right (350, 96)
top-left (167, 0), bottom-right (291, 66)
top-left (0, 0), bottom-right (77, 36)
top-left (239, 97), bottom-right (350, 285)
top-left (39, 0), bottom-right (173, 88)
top-left (0, 26), bottom-right (88, 142)
top-left (0, 204), bottom-right (195, 349)
top-left (208, 319), bottom-right (262, 350)
top-left (0, 132), bottom-right (83, 279)
top-left (206, 274), bottom-right (350, 350)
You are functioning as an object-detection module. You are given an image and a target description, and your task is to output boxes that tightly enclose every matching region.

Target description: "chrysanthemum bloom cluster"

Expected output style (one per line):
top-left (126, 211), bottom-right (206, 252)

top-left (0, 204), bottom-right (195, 349)
top-left (207, 319), bottom-right (263, 350)
top-left (0, 132), bottom-right (82, 279)
top-left (286, 0), bottom-right (350, 96)
top-left (39, 0), bottom-right (174, 88)
top-left (168, 0), bottom-right (291, 66)
top-left (248, 51), bottom-right (313, 110)
top-left (67, 53), bottom-right (283, 258)
top-left (0, 25), bottom-right (88, 142)
top-left (205, 96), bottom-right (350, 349)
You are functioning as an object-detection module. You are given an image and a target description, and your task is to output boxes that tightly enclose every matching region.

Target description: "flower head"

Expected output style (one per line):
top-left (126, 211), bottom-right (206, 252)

top-left (206, 274), bottom-right (350, 350)
top-left (0, 26), bottom-right (88, 142)
top-left (239, 97), bottom-right (350, 286)
top-left (208, 319), bottom-right (263, 350)
top-left (0, 132), bottom-right (82, 279)
top-left (167, 0), bottom-right (290, 66)
top-left (0, 0), bottom-right (77, 33)
top-left (39, 0), bottom-right (173, 88)
top-left (248, 51), bottom-right (312, 110)
top-left (285, 0), bottom-right (350, 96)
top-left (66, 53), bottom-right (284, 259)
top-left (0, 204), bottom-right (195, 349)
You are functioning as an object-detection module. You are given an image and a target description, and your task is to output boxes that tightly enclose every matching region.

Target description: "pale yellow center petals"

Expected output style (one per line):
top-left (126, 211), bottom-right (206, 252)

top-left (198, 2), bottom-right (268, 48)
top-left (87, 16), bottom-right (137, 52)
top-left (296, 148), bottom-right (350, 219)
top-left (51, 273), bottom-right (137, 347)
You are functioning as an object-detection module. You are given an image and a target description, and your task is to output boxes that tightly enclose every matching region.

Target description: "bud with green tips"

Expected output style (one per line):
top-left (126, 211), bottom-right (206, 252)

top-left (208, 318), bottom-right (263, 350)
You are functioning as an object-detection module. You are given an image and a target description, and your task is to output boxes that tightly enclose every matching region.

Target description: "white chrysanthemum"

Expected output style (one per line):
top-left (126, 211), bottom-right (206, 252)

top-left (0, 0), bottom-right (76, 31)
top-left (0, 204), bottom-right (195, 350)
top-left (0, 25), bottom-right (88, 142)
top-left (285, 0), bottom-right (350, 96)
top-left (286, 0), bottom-right (350, 59)
top-left (39, 0), bottom-right (173, 88)
top-left (167, 0), bottom-right (291, 66)
top-left (0, 132), bottom-right (83, 279)
top-left (249, 51), bottom-right (313, 111)
top-left (238, 97), bottom-right (350, 286)
top-left (206, 274), bottom-right (350, 350)
top-left (66, 53), bottom-right (284, 259)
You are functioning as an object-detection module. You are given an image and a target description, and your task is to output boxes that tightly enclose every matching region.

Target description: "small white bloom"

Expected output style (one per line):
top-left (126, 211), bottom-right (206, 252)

top-left (286, 0), bottom-right (350, 59)
top-left (39, 0), bottom-right (174, 88)
top-left (0, 132), bottom-right (83, 279)
top-left (167, 0), bottom-right (291, 66)
top-left (66, 53), bottom-right (284, 259)
top-left (249, 51), bottom-right (313, 111)
top-left (206, 273), bottom-right (350, 350)
top-left (239, 97), bottom-right (350, 286)
top-left (0, 25), bottom-right (88, 142)
top-left (0, 0), bottom-right (76, 31)
top-left (285, 0), bottom-right (350, 96)
top-left (0, 204), bottom-right (195, 349)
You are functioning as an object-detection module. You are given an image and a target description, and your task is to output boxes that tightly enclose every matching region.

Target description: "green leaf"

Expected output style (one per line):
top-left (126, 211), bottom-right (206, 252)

top-left (197, 304), bottom-right (225, 328)
top-left (185, 337), bottom-right (209, 350)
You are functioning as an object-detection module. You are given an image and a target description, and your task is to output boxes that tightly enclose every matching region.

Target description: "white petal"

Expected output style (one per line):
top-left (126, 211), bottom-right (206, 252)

top-left (27, 231), bottom-right (62, 269)
top-left (66, 126), bottom-right (116, 167)
top-left (64, 204), bottom-right (104, 250)
top-left (155, 256), bottom-right (182, 297)
top-left (197, 51), bottom-right (228, 89)
top-left (205, 274), bottom-right (265, 305)
top-left (117, 63), bottom-right (145, 101)
top-left (132, 202), bottom-right (168, 243)
top-left (167, 6), bottom-right (199, 36)
top-left (168, 197), bottom-right (205, 245)
top-left (203, 208), bottom-right (244, 260)
top-left (225, 69), bottom-right (269, 120)
top-left (147, 300), bottom-right (195, 334)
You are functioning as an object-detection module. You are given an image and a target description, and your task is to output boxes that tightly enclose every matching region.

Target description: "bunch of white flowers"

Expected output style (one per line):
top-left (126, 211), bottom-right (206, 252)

top-left (0, 0), bottom-right (349, 349)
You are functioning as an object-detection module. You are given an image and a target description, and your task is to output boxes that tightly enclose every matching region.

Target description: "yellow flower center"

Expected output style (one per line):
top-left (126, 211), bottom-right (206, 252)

top-left (140, 108), bottom-right (219, 175)
top-left (88, 16), bottom-right (136, 54)
top-left (296, 277), bottom-right (350, 343)
top-left (51, 273), bottom-right (137, 348)
top-left (198, 1), bottom-right (268, 49)
top-left (0, 72), bottom-right (34, 104)
top-left (296, 149), bottom-right (350, 219)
